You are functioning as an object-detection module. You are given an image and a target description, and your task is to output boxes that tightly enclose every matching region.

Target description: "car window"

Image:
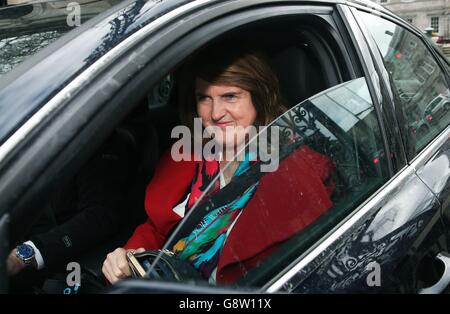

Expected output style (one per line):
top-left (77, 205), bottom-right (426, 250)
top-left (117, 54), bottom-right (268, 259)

top-left (0, 0), bottom-right (121, 78)
top-left (356, 11), bottom-right (450, 155)
top-left (0, 29), bottom-right (67, 78)
top-left (161, 77), bottom-right (389, 287)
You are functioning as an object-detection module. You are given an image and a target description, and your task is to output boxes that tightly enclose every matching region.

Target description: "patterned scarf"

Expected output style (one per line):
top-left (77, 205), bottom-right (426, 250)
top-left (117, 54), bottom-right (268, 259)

top-left (172, 153), bottom-right (258, 279)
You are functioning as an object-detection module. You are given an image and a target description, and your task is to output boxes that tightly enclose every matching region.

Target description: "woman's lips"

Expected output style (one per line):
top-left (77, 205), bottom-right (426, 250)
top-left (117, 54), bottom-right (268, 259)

top-left (214, 121), bottom-right (234, 128)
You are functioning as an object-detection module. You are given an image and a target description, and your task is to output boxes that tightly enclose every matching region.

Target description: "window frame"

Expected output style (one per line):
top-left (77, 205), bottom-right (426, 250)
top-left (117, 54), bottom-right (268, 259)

top-left (430, 16), bottom-right (440, 33)
top-left (340, 6), bottom-right (403, 175)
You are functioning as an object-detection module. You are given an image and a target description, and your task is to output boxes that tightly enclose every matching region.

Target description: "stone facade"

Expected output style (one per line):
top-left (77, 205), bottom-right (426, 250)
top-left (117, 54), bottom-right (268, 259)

top-left (376, 0), bottom-right (450, 39)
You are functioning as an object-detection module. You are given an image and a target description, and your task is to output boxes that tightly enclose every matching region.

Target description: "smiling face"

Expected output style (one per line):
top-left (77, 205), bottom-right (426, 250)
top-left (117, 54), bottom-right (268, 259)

top-left (195, 78), bottom-right (257, 154)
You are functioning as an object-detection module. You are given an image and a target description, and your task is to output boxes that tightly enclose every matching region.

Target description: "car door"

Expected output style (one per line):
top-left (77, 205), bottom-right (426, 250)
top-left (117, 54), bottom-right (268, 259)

top-left (263, 5), bottom-right (447, 293)
top-left (267, 5), bottom-right (447, 294)
top-left (352, 6), bottom-right (450, 293)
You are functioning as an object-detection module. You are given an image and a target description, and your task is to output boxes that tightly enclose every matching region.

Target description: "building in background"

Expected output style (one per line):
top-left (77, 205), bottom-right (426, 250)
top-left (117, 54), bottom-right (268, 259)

top-left (376, 0), bottom-right (450, 41)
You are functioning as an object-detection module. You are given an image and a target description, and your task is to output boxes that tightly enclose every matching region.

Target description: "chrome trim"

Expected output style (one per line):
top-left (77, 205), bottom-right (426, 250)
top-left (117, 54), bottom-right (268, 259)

top-left (0, 0), bottom-right (215, 165)
top-left (419, 252), bottom-right (450, 294)
top-left (410, 125), bottom-right (450, 170)
top-left (266, 125), bottom-right (450, 293)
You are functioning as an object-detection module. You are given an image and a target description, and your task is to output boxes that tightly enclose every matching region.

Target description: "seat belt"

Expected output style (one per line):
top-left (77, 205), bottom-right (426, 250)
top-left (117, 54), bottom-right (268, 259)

top-left (163, 161), bottom-right (265, 250)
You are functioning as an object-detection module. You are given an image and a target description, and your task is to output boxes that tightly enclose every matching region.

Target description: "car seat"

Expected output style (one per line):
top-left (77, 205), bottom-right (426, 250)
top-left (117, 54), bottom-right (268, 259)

top-left (271, 46), bottom-right (327, 107)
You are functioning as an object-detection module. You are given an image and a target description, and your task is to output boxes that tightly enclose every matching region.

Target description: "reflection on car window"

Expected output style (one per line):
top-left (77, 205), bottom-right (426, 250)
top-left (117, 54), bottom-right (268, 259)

top-left (0, 0), bottom-right (121, 79)
top-left (162, 77), bottom-right (389, 287)
top-left (0, 30), bottom-right (66, 78)
top-left (357, 11), bottom-right (450, 154)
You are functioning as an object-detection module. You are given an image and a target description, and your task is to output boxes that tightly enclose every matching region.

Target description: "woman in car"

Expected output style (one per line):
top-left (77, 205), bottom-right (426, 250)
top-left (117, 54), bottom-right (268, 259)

top-left (102, 46), bottom-right (336, 285)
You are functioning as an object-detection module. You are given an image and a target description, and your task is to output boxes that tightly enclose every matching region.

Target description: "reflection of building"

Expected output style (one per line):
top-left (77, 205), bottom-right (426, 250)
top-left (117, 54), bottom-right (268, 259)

top-left (2, 0), bottom-right (116, 6)
top-left (375, 0), bottom-right (450, 40)
top-left (384, 24), bottom-right (448, 120)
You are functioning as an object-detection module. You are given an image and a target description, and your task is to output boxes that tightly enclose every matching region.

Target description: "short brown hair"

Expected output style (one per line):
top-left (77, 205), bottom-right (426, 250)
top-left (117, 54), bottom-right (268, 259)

top-left (178, 46), bottom-right (287, 132)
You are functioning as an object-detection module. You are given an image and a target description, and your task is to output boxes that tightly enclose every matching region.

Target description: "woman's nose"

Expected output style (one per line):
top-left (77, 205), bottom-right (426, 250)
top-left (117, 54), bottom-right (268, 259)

top-left (211, 99), bottom-right (226, 121)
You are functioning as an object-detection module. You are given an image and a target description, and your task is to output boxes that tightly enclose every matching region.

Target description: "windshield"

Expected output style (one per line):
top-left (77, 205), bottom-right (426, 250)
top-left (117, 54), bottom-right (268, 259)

top-left (0, 0), bottom-right (121, 78)
top-left (148, 77), bottom-right (389, 288)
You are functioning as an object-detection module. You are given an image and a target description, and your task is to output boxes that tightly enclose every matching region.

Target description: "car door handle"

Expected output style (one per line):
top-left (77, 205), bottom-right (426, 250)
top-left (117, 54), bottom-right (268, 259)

top-left (419, 252), bottom-right (450, 294)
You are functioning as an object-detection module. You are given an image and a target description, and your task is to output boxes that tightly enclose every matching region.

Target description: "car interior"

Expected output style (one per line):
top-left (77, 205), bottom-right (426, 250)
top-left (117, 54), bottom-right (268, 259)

top-left (8, 14), bottom-right (389, 293)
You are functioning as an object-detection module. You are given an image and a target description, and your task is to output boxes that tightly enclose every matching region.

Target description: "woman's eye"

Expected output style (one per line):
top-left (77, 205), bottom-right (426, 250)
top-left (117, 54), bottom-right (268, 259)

top-left (223, 94), bottom-right (237, 101)
top-left (196, 96), bottom-right (208, 102)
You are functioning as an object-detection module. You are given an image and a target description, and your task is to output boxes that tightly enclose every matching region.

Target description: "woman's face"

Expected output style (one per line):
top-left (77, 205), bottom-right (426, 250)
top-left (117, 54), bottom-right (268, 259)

top-left (195, 78), bottom-right (257, 154)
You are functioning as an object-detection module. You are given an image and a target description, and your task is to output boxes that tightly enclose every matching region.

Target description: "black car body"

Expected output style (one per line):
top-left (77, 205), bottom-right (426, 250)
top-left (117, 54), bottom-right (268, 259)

top-left (0, 0), bottom-right (449, 294)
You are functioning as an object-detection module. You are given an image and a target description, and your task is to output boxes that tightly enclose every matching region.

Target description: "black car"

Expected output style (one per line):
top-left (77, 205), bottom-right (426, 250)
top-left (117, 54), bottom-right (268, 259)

top-left (0, 0), bottom-right (450, 294)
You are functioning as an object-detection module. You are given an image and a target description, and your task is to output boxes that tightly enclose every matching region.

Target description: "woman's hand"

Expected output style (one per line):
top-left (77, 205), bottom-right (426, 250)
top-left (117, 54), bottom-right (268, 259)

top-left (102, 247), bottom-right (145, 284)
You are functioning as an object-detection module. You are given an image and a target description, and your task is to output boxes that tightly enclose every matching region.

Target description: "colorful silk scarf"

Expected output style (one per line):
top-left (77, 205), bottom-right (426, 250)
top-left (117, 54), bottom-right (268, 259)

top-left (172, 153), bottom-right (258, 279)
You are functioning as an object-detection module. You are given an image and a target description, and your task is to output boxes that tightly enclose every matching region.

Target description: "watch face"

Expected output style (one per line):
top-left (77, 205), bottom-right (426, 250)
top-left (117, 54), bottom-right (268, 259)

top-left (17, 244), bottom-right (34, 260)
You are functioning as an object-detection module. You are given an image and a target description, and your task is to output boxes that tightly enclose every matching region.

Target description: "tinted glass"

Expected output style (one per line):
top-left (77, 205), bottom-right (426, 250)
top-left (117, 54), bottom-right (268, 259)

top-left (358, 11), bottom-right (450, 154)
top-left (0, 0), bottom-right (120, 78)
top-left (0, 29), bottom-right (66, 78)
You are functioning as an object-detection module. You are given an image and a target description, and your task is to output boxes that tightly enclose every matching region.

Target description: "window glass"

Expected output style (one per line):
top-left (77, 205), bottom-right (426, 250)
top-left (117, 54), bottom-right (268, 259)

top-left (430, 16), bottom-right (439, 33)
top-left (0, 30), bottom-right (66, 78)
top-left (0, 0), bottom-right (121, 78)
top-left (357, 11), bottom-right (450, 154)
top-left (160, 77), bottom-right (389, 287)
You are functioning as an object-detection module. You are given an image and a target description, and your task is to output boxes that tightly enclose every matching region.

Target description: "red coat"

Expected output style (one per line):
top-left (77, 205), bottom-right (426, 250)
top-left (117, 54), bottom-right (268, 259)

top-left (124, 145), bottom-right (335, 284)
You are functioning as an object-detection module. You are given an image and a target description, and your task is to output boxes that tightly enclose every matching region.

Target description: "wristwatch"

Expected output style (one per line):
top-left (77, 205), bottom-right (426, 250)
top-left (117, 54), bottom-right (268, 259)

top-left (16, 243), bottom-right (36, 265)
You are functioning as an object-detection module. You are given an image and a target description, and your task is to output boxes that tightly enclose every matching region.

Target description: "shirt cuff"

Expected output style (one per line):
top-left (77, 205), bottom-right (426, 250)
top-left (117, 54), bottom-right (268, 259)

top-left (24, 240), bottom-right (45, 270)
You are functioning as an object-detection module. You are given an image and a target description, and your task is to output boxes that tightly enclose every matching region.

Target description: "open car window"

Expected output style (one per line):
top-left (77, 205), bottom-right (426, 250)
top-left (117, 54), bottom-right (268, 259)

top-left (157, 77), bottom-right (390, 288)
